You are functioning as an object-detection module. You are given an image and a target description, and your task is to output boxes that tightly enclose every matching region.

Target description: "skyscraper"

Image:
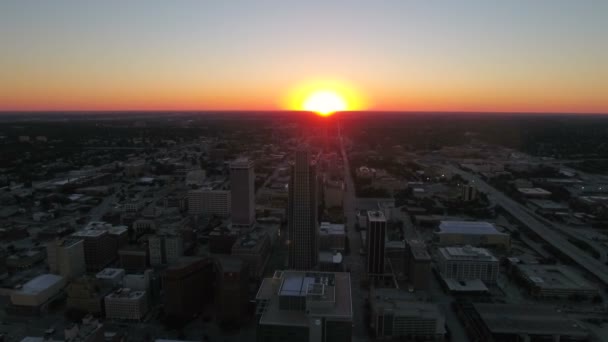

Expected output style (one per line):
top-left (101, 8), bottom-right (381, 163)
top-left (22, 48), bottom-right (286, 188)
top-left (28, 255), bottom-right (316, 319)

top-left (230, 158), bottom-right (256, 229)
top-left (288, 146), bottom-right (319, 270)
top-left (367, 211), bottom-right (386, 279)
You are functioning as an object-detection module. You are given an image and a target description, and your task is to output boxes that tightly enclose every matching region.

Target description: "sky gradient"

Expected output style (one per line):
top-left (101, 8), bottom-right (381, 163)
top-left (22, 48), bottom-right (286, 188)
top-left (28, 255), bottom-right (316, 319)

top-left (1, 0), bottom-right (607, 113)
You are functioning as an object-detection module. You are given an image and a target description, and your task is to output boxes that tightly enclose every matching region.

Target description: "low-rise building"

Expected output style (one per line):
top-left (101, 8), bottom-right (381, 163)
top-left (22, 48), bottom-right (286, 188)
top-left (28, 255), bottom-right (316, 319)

top-left (231, 228), bottom-right (271, 279)
top-left (104, 288), bottom-right (148, 321)
top-left (319, 222), bottom-right (346, 252)
top-left (10, 274), bottom-right (67, 313)
top-left (67, 276), bottom-right (107, 315)
top-left (514, 264), bottom-right (599, 299)
top-left (435, 221), bottom-right (510, 249)
top-left (370, 288), bottom-right (445, 341)
top-left (255, 270), bottom-right (353, 342)
top-left (95, 268), bottom-right (125, 288)
top-left (437, 246), bottom-right (499, 284)
top-left (456, 303), bottom-right (588, 342)
top-left (404, 240), bottom-right (431, 290)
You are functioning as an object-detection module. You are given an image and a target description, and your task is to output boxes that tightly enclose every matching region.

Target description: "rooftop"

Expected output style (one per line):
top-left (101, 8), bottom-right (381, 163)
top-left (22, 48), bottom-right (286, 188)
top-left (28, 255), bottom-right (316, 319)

top-left (439, 246), bottom-right (497, 262)
top-left (473, 303), bottom-right (588, 337)
top-left (408, 240), bottom-right (431, 261)
top-left (516, 264), bottom-right (598, 292)
top-left (72, 229), bottom-right (106, 238)
top-left (367, 210), bottom-right (386, 222)
top-left (258, 271), bottom-right (352, 326)
top-left (319, 222), bottom-right (345, 236)
top-left (370, 288), bottom-right (445, 333)
top-left (15, 274), bottom-right (64, 295)
top-left (517, 187), bottom-right (552, 196)
top-left (438, 221), bottom-right (506, 236)
top-left (96, 268), bottom-right (125, 279)
top-left (106, 288), bottom-right (146, 300)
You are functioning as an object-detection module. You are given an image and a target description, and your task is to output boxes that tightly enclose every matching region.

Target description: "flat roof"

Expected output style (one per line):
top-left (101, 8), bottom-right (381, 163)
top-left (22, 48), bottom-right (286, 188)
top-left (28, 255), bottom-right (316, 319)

top-left (517, 187), bottom-right (552, 195)
top-left (516, 264), bottom-right (598, 292)
top-left (473, 303), bottom-right (588, 337)
top-left (529, 199), bottom-right (568, 210)
top-left (106, 288), bottom-right (145, 299)
top-left (16, 274), bottom-right (64, 295)
top-left (259, 271), bottom-right (352, 326)
top-left (73, 229), bottom-right (106, 238)
top-left (438, 221), bottom-right (506, 236)
top-left (370, 288), bottom-right (445, 333)
top-left (443, 278), bottom-right (489, 292)
top-left (319, 222), bottom-right (345, 235)
top-left (96, 268), bottom-right (125, 279)
top-left (408, 240), bottom-right (431, 261)
top-left (439, 246), bottom-right (497, 262)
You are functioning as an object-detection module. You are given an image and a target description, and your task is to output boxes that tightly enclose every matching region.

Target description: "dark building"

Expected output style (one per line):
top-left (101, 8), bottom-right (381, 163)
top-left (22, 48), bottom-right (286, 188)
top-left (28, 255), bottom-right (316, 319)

top-left (118, 245), bottom-right (149, 272)
top-left (288, 146), bottom-right (318, 270)
top-left (366, 211), bottom-right (386, 280)
top-left (163, 257), bottom-right (214, 319)
top-left (404, 239), bottom-right (431, 290)
top-left (215, 256), bottom-right (249, 324)
top-left (209, 227), bottom-right (239, 254)
top-left (72, 230), bottom-right (117, 272)
top-left (456, 302), bottom-right (589, 342)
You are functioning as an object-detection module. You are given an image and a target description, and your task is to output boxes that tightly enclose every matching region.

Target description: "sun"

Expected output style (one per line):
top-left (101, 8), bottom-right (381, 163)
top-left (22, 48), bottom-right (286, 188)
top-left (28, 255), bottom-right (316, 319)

top-left (303, 90), bottom-right (347, 116)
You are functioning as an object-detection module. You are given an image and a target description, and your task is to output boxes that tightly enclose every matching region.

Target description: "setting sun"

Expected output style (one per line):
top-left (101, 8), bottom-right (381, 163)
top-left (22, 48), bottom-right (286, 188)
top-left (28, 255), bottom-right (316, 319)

top-left (283, 79), bottom-right (368, 115)
top-left (303, 90), bottom-right (347, 116)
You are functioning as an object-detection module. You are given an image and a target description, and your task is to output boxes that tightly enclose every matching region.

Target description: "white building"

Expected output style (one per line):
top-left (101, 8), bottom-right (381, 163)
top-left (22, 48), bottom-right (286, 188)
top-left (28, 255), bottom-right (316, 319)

top-left (148, 233), bottom-right (183, 266)
top-left (104, 288), bottom-right (148, 321)
top-left (437, 246), bottom-right (499, 284)
top-left (187, 188), bottom-right (231, 217)
top-left (46, 238), bottom-right (86, 280)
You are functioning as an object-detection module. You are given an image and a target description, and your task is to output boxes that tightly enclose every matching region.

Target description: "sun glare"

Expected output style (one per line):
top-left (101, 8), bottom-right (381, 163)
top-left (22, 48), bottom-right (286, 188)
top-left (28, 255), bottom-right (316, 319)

top-left (303, 90), bottom-right (347, 116)
top-left (283, 79), bottom-right (367, 115)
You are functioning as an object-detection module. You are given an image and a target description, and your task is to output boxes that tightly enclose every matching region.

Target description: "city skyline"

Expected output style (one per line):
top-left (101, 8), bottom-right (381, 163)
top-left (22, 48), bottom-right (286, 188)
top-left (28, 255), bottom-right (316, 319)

top-left (1, 0), bottom-right (607, 114)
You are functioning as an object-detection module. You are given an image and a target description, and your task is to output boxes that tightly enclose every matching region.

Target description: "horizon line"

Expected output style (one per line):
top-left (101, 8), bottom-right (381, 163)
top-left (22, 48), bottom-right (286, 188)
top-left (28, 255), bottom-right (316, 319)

top-left (0, 109), bottom-right (607, 116)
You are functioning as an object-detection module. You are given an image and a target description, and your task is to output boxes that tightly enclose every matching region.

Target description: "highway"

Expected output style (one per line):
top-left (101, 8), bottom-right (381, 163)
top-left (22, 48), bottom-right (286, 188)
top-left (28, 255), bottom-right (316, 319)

top-left (445, 164), bottom-right (608, 286)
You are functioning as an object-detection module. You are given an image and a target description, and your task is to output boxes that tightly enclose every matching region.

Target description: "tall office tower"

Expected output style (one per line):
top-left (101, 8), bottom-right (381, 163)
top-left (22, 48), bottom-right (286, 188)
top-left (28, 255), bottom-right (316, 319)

top-left (288, 146), bottom-right (319, 270)
top-left (230, 158), bottom-right (256, 229)
top-left (367, 211), bottom-right (386, 279)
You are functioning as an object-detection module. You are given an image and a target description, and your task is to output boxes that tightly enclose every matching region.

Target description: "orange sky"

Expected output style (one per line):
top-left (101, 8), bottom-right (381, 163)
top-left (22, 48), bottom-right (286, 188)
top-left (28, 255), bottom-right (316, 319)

top-left (1, 1), bottom-right (607, 113)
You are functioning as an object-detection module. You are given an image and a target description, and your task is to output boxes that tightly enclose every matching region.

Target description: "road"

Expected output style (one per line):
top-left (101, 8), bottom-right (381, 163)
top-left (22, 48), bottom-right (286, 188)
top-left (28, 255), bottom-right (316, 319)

top-left (445, 164), bottom-right (608, 286)
top-left (339, 125), bottom-right (368, 341)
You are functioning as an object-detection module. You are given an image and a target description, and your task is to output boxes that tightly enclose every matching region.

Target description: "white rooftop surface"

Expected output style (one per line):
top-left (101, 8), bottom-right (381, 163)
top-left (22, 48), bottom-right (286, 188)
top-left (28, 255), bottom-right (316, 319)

top-left (96, 268), bottom-right (125, 279)
top-left (16, 274), bottom-right (64, 294)
top-left (439, 246), bottom-right (497, 261)
top-left (438, 221), bottom-right (506, 235)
